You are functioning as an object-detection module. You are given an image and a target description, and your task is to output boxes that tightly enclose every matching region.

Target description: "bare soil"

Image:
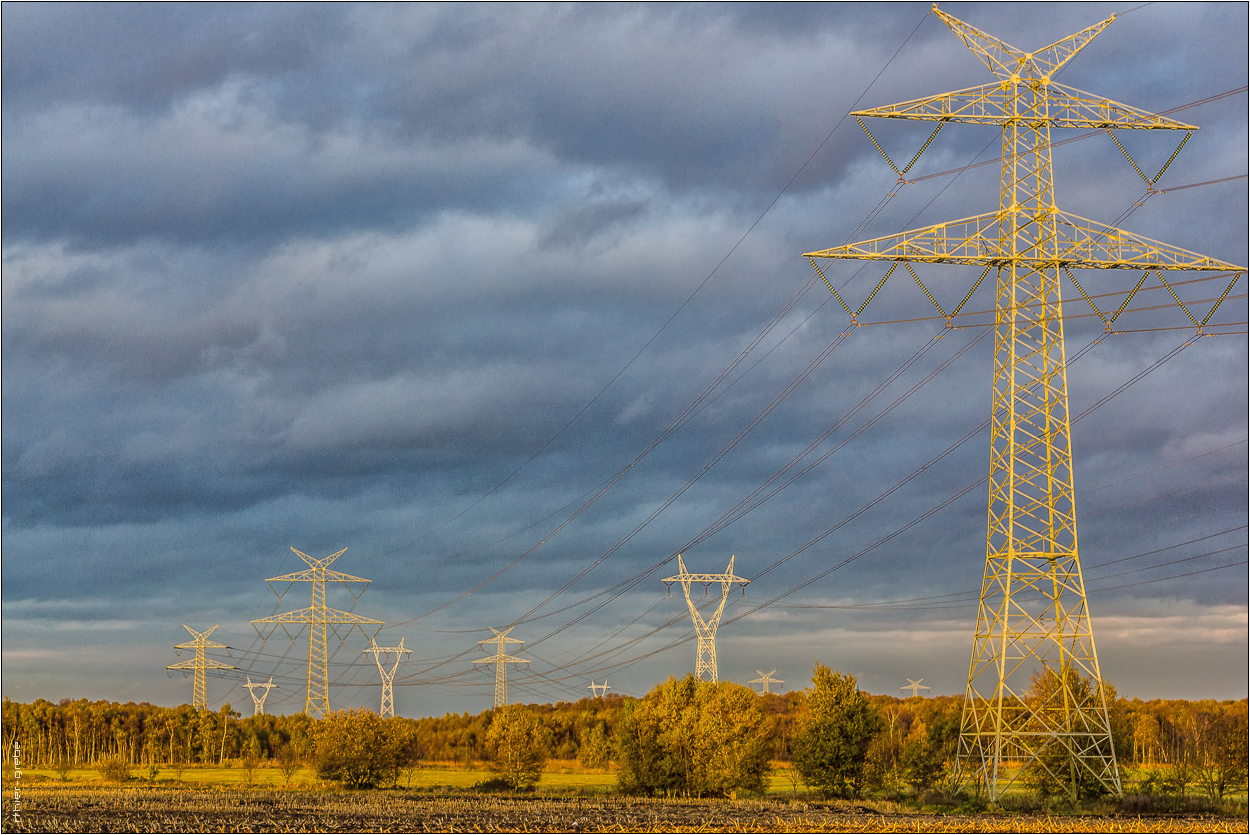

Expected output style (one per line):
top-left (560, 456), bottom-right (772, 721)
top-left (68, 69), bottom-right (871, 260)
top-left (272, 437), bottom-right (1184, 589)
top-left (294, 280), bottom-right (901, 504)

top-left (3, 787), bottom-right (1246, 833)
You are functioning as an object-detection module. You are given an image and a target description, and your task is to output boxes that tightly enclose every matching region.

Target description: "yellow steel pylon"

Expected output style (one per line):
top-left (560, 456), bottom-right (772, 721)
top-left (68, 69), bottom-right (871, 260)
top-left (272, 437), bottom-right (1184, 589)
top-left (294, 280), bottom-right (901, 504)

top-left (473, 626), bottom-right (529, 708)
top-left (803, 5), bottom-right (1244, 800)
top-left (251, 547), bottom-right (383, 719)
top-left (166, 624), bottom-right (235, 710)
top-left (662, 554), bottom-right (750, 683)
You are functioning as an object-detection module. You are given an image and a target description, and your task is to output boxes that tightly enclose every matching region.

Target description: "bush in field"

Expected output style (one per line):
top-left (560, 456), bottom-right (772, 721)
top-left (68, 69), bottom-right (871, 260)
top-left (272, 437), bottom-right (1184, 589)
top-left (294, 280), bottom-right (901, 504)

top-left (791, 665), bottom-right (882, 798)
top-left (577, 723), bottom-right (611, 770)
top-left (311, 708), bottom-right (403, 788)
top-left (485, 705), bottom-right (552, 791)
top-left (97, 757), bottom-right (131, 782)
top-left (615, 675), bottom-right (772, 797)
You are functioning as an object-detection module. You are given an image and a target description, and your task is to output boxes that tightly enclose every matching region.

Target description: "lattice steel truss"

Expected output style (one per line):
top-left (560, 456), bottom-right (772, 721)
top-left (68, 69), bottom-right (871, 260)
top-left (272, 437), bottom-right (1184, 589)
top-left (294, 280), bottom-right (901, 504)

top-left (251, 547), bottom-right (383, 719)
top-left (803, 5), bottom-right (1244, 800)
top-left (902, 678), bottom-right (931, 698)
top-left (662, 555), bottom-right (750, 683)
top-left (364, 637), bottom-right (411, 718)
top-left (749, 670), bottom-right (783, 695)
top-left (243, 676), bottom-right (278, 715)
top-left (166, 624), bottom-right (235, 710)
top-left (474, 627), bottom-right (529, 708)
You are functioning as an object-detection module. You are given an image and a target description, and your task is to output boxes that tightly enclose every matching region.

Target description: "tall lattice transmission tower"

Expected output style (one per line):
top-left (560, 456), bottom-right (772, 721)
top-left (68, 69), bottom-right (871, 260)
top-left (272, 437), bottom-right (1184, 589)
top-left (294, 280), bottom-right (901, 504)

top-left (166, 624), bottom-right (235, 709)
top-left (474, 627), bottom-right (530, 708)
top-left (749, 670), bottom-right (783, 695)
top-left (364, 637), bottom-right (412, 718)
top-left (243, 677), bottom-right (278, 715)
top-left (902, 678), bottom-right (931, 699)
top-left (251, 547), bottom-right (383, 718)
top-left (804, 6), bottom-right (1244, 800)
top-left (662, 555), bottom-right (750, 683)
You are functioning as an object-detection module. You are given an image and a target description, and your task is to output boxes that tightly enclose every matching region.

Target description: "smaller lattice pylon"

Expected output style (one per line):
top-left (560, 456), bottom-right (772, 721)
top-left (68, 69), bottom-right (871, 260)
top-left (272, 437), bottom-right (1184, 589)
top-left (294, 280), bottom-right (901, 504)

top-left (587, 680), bottom-right (610, 699)
top-left (902, 678), bottom-right (931, 698)
top-left (473, 627), bottom-right (529, 708)
top-left (663, 554), bottom-right (750, 683)
top-left (749, 670), bottom-right (783, 695)
top-left (166, 625), bottom-right (235, 709)
top-left (363, 637), bottom-right (412, 718)
top-left (244, 677), bottom-right (278, 715)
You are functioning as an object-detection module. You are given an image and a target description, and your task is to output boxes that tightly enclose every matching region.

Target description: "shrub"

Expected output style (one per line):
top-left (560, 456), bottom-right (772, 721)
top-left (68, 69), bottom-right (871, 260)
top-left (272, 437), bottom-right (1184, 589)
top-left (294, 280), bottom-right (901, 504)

top-left (97, 758), bottom-right (131, 783)
top-left (311, 708), bottom-right (403, 788)
top-left (485, 705), bottom-right (551, 791)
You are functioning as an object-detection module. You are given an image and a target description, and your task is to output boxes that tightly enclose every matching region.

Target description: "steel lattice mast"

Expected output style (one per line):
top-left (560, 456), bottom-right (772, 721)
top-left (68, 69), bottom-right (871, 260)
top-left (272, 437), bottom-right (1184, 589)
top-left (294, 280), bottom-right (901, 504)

top-left (251, 547), bottom-right (383, 718)
top-left (166, 624), bottom-right (235, 709)
top-left (474, 627), bottom-right (529, 708)
top-left (364, 637), bottom-right (412, 718)
top-left (243, 677), bottom-right (278, 715)
top-left (902, 678), bottom-right (931, 698)
top-left (662, 555), bottom-right (750, 683)
top-left (749, 670), bottom-right (783, 695)
top-left (803, 5), bottom-right (1244, 800)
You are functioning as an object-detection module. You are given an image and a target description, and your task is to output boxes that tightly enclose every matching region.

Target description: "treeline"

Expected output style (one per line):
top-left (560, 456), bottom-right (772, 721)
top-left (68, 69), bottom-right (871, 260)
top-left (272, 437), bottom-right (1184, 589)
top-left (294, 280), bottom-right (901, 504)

top-left (4, 670), bottom-right (1246, 799)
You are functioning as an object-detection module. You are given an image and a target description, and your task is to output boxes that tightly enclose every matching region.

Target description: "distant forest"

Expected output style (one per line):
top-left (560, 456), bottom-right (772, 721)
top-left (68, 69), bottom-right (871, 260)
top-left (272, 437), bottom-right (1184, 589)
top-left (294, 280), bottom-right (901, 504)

top-left (4, 685), bottom-right (1245, 781)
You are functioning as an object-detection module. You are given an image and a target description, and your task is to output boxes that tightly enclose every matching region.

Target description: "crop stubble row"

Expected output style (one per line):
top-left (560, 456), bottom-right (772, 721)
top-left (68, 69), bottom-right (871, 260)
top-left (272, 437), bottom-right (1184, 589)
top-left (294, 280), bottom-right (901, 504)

top-left (2, 788), bottom-right (1245, 833)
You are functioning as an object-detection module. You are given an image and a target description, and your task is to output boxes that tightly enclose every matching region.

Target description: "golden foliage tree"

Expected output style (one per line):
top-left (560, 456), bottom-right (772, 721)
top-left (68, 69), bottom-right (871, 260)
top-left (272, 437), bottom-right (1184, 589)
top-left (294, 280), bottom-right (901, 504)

top-left (485, 705), bottom-right (552, 791)
top-left (311, 708), bottom-right (403, 788)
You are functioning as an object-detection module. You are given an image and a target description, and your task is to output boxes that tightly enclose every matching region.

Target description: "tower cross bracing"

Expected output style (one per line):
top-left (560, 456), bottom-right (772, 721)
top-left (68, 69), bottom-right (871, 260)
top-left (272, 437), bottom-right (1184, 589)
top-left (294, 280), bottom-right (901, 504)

top-left (474, 626), bottom-right (529, 708)
top-left (166, 624), bottom-right (235, 710)
top-left (251, 547), bottom-right (383, 719)
top-left (802, 5), bottom-right (1244, 800)
top-left (364, 637), bottom-right (412, 718)
top-left (663, 555), bottom-right (750, 683)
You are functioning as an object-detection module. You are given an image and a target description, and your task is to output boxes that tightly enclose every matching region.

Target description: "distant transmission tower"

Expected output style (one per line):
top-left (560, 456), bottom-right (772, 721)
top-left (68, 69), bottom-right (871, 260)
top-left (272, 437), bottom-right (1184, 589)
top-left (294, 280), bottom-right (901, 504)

top-left (587, 680), bottom-right (610, 699)
top-left (251, 547), bottom-right (383, 718)
top-left (749, 670), bottom-right (783, 695)
top-left (473, 627), bottom-right (530, 708)
top-left (243, 677), bottom-right (278, 715)
top-left (363, 637), bottom-right (412, 718)
top-left (804, 5), bottom-right (1243, 799)
top-left (166, 624), bottom-right (235, 709)
top-left (662, 555), bottom-right (750, 683)
top-left (902, 678), bottom-right (931, 698)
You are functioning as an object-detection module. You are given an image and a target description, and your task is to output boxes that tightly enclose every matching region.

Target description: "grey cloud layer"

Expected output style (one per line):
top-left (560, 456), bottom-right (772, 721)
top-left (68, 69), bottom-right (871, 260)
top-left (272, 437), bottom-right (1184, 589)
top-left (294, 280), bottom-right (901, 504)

top-left (3, 2), bottom-right (1245, 711)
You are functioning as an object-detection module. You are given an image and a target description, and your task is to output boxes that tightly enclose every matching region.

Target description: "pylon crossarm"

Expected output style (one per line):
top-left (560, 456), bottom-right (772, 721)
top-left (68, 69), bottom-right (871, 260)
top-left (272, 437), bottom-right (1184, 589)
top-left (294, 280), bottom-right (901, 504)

top-left (854, 82), bottom-right (1195, 132)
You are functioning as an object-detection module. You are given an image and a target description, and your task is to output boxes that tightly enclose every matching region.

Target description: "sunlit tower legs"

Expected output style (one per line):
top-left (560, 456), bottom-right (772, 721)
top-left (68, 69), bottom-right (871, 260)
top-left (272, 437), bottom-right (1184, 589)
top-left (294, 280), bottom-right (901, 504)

top-left (166, 625), bottom-right (235, 709)
top-left (243, 677), bottom-right (278, 715)
top-left (473, 627), bottom-right (529, 708)
top-left (364, 637), bottom-right (412, 718)
top-left (802, 5), bottom-right (1243, 800)
top-left (749, 670), bottom-right (782, 695)
top-left (587, 681), bottom-right (610, 699)
top-left (251, 547), bottom-right (383, 719)
top-left (662, 555), bottom-right (750, 683)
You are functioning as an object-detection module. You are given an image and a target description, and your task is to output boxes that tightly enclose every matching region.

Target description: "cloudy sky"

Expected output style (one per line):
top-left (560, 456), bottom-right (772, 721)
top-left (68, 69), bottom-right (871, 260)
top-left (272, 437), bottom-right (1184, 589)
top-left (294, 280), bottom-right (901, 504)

top-left (3, 2), bottom-right (1246, 719)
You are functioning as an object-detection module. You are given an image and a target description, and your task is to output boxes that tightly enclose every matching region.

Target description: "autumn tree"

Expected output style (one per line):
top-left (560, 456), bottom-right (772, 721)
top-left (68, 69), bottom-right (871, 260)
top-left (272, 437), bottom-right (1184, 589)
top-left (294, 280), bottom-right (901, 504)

top-left (311, 708), bottom-right (403, 788)
top-left (615, 676), bottom-right (772, 797)
top-left (577, 723), bottom-right (611, 770)
top-left (483, 705), bottom-right (551, 791)
top-left (791, 665), bottom-right (882, 798)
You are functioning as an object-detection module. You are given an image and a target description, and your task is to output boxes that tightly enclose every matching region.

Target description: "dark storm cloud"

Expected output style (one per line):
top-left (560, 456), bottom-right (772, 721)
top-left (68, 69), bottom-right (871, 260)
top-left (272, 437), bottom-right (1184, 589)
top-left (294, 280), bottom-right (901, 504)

top-left (3, 2), bottom-right (1245, 712)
